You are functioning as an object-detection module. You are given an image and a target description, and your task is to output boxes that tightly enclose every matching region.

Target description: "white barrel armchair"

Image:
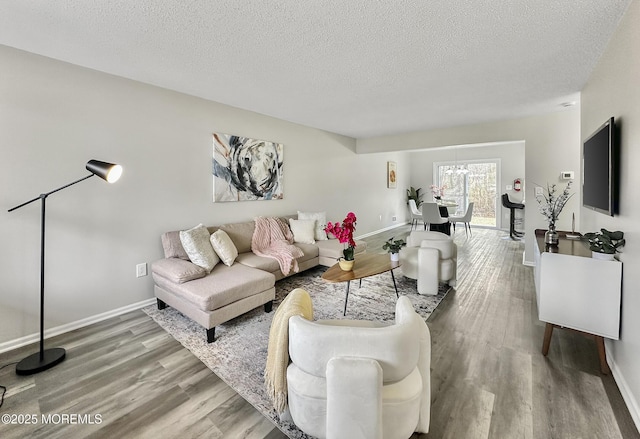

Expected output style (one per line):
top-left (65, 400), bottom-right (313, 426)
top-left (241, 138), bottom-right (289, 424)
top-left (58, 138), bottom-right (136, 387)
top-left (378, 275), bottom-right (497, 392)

top-left (286, 295), bottom-right (431, 439)
top-left (399, 231), bottom-right (457, 295)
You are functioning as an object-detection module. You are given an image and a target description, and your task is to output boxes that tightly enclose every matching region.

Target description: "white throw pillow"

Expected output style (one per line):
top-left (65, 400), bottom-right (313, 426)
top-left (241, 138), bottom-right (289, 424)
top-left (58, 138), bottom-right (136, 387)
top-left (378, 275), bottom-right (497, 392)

top-left (289, 219), bottom-right (316, 244)
top-left (297, 211), bottom-right (328, 241)
top-left (179, 224), bottom-right (219, 273)
top-left (210, 229), bottom-right (239, 266)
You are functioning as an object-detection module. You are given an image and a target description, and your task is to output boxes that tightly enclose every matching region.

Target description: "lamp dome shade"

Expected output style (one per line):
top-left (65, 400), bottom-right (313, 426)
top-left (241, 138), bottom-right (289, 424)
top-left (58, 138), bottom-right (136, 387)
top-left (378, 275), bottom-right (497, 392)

top-left (86, 160), bottom-right (123, 183)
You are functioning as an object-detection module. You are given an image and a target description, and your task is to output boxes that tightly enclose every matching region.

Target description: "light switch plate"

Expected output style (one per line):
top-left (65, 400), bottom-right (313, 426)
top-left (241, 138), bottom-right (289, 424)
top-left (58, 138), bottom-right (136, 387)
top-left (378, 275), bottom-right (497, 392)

top-left (535, 187), bottom-right (544, 196)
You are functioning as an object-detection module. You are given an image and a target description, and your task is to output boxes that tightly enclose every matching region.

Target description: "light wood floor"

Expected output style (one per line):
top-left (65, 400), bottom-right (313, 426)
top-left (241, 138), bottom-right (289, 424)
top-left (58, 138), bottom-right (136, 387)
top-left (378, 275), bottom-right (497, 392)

top-left (0, 226), bottom-right (638, 438)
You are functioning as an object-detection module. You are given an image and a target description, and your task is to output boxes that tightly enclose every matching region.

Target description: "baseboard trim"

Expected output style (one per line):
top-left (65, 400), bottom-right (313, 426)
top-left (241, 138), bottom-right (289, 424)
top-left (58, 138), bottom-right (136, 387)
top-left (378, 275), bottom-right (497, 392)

top-left (607, 345), bottom-right (640, 432)
top-left (523, 252), bottom-right (535, 267)
top-left (356, 222), bottom-right (409, 239)
top-left (0, 298), bottom-right (156, 354)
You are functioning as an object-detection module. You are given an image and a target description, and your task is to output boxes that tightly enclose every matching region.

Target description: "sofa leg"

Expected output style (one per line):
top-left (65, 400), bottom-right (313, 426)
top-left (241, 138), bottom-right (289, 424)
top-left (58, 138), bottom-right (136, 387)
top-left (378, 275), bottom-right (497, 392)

top-left (206, 327), bottom-right (216, 343)
top-left (264, 300), bottom-right (273, 313)
top-left (157, 298), bottom-right (167, 310)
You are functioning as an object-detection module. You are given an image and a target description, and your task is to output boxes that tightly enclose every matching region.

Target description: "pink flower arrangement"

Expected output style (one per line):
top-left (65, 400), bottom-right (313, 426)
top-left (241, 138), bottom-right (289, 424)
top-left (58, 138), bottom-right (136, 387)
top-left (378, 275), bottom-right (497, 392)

top-left (324, 212), bottom-right (357, 260)
top-left (430, 184), bottom-right (447, 198)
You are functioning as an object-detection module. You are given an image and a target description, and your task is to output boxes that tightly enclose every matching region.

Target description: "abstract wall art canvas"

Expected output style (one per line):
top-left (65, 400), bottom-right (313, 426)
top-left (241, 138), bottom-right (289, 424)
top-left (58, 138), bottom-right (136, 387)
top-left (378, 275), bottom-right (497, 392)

top-left (212, 133), bottom-right (284, 202)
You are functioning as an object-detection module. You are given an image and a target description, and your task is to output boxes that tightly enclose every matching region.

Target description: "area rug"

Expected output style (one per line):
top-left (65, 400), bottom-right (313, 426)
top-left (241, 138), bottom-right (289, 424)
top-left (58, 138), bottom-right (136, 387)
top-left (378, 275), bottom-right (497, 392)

top-left (143, 266), bottom-right (449, 438)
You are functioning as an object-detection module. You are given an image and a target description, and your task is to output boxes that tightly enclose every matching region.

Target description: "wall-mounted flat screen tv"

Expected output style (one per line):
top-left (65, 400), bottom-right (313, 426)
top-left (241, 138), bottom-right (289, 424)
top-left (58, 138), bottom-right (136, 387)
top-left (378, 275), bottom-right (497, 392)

top-left (582, 117), bottom-right (617, 216)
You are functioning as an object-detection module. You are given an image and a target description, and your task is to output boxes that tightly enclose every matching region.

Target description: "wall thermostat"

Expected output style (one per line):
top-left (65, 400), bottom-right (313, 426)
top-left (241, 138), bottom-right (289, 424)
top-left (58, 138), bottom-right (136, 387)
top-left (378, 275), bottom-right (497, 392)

top-left (561, 171), bottom-right (574, 180)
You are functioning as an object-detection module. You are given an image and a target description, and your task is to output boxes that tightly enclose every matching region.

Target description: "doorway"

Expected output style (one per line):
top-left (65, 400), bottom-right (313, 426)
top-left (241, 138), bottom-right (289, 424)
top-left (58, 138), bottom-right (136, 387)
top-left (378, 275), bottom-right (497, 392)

top-left (434, 160), bottom-right (499, 227)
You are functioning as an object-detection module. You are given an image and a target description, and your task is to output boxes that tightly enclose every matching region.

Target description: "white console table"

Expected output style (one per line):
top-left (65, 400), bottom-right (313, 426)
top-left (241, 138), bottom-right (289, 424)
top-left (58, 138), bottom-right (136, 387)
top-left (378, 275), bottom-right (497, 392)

top-left (533, 229), bottom-right (622, 374)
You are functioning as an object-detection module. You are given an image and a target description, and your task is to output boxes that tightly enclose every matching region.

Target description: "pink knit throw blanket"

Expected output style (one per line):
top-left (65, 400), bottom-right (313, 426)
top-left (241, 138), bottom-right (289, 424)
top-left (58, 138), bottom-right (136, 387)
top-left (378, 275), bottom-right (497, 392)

top-left (252, 217), bottom-right (304, 276)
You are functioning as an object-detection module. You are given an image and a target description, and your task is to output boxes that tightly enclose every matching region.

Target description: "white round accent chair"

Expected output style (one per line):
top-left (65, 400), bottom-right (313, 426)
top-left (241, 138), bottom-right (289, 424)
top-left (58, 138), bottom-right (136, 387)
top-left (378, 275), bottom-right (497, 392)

top-left (399, 231), bottom-right (457, 295)
top-left (286, 294), bottom-right (431, 439)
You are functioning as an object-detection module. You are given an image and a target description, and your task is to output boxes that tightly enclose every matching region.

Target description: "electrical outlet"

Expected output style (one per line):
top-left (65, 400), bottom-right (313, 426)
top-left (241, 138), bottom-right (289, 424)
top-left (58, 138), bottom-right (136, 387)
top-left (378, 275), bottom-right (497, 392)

top-left (392, 216), bottom-right (397, 221)
top-left (535, 187), bottom-right (544, 196)
top-left (136, 263), bottom-right (148, 278)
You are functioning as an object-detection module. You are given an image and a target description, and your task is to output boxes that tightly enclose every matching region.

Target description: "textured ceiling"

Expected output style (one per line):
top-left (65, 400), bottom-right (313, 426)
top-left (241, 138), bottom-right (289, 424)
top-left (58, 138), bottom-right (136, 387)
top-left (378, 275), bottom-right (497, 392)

top-left (0, 0), bottom-right (632, 138)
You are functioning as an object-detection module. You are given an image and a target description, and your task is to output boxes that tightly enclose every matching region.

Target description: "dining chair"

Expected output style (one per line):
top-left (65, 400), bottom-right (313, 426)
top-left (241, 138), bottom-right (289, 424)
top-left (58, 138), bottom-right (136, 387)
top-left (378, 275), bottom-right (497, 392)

top-left (421, 202), bottom-right (449, 233)
top-left (449, 202), bottom-right (474, 237)
top-left (408, 199), bottom-right (423, 230)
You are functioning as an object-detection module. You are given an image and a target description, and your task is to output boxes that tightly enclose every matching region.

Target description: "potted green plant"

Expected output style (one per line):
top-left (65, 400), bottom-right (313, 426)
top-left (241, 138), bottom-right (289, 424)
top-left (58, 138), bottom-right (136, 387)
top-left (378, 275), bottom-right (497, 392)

top-left (581, 228), bottom-right (625, 260)
top-left (406, 187), bottom-right (424, 208)
top-left (382, 237), bottom-right (406, 262)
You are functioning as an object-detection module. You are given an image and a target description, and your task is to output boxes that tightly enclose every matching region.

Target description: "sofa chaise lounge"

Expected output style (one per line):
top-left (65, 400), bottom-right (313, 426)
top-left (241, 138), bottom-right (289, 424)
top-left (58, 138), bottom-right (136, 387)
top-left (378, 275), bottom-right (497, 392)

top-left (151, 215), bottom-right (367, 342)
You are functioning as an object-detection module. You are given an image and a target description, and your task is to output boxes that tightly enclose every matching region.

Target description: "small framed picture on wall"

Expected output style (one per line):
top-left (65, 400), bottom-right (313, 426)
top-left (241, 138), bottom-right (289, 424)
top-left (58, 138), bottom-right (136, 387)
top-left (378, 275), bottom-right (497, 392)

top-left (387, 161), bottom-right (397, 188)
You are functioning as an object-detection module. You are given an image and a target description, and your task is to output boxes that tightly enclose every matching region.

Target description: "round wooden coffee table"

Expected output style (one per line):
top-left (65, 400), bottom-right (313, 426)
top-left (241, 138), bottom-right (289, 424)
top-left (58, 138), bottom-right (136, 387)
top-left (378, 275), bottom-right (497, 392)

top-left (321, 253), bottom-right (401, 315)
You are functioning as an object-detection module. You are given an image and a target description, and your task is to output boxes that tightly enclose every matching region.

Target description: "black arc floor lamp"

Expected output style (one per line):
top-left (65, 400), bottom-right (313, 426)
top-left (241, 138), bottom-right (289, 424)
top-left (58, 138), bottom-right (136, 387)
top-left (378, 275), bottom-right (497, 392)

top-left (8, 160), bottom-right (123, 375)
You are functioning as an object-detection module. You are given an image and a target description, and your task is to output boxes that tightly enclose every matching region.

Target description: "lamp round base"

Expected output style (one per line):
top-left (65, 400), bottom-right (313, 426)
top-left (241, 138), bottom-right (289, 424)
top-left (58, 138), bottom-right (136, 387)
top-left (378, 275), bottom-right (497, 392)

top-left (16, 348), bottom-right (66, 376)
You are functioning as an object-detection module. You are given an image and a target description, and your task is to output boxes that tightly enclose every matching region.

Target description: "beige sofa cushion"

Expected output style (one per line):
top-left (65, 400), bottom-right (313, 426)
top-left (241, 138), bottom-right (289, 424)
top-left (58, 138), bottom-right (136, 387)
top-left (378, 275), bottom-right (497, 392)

top-left (161, 231), bottom-right (190, 260)
top-left (237, 243), bottom-right (319, 274)
top-left (236, 252), bottom-right (281, 273)
top-left (151, 258), bottom-right (206, 284)
top-left (153, 263), bottom-right (275, 312)
top-left (293, 243), bottom-right (320, 262)
top-left (217, 221), bottom-right (255, 253)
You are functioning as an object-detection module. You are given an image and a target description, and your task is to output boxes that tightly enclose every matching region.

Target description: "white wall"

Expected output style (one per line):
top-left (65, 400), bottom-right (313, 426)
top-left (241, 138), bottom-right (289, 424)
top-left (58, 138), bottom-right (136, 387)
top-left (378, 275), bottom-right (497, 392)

top-left (408, 142), bottom-right (525, 229)
top-left (0, 45), bottom-right (409, 346)
top-left (581, 0), bottom-right (640, 427)
top-left (357, 108), bottom-right (582, 264)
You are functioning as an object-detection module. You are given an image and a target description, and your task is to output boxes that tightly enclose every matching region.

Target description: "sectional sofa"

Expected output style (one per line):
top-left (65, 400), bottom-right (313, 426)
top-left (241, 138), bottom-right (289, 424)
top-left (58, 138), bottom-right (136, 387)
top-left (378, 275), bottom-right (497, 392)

top-left (151, 215), bottom-right (367, 342)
